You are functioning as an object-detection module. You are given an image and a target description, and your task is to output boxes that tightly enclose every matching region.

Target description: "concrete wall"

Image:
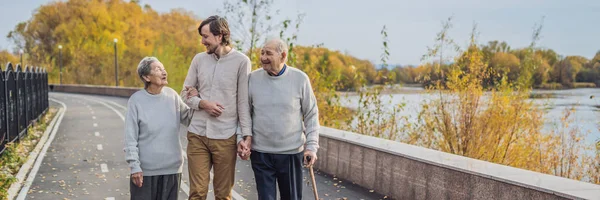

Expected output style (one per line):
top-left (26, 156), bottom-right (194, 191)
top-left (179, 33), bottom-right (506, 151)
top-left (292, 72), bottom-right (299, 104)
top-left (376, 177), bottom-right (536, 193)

top-left (49, 84), bottom-right (140, 97)
top-left (47, 85), bottom-right (600, 200)
top-left (316, 127), bottom-right (600, 200)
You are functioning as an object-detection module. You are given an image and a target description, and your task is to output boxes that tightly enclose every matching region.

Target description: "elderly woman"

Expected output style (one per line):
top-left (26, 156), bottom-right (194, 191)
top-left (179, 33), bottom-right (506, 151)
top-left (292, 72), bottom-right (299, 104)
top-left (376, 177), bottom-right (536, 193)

top-left (124, 56), bottom-right (193, 200)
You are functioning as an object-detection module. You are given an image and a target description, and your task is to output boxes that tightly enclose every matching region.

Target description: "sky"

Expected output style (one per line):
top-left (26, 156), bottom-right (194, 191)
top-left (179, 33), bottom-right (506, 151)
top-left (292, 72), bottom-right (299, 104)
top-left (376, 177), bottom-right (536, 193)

top-left (1, 0), bottom-right (599, 66)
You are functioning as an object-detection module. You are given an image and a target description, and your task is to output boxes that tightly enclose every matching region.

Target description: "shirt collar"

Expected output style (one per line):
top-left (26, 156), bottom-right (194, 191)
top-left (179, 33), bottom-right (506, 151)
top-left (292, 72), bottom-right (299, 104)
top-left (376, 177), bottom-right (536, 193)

top-left (268, 64), bottom-right (287, 76)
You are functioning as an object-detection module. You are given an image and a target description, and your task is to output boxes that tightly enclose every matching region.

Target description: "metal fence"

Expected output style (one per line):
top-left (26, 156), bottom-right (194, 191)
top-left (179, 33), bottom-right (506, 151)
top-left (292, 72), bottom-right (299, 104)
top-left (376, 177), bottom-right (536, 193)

top-left (0, 62), bottom-right (48, 155)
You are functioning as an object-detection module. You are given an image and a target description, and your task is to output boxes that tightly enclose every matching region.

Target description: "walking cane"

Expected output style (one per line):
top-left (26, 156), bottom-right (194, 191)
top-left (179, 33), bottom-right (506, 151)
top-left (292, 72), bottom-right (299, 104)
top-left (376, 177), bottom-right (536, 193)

top-left (307, 156), bottom-right (319, 200)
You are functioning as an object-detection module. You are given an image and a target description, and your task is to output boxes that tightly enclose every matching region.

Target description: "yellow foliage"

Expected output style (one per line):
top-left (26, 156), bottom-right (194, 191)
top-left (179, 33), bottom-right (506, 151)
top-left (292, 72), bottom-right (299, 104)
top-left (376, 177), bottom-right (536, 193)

top-left (405, 24), bottom-right (599, 184)
top-left (0, 51), bottom-right (20, 68)
top-left (9, 0), bottom-right (205, 92)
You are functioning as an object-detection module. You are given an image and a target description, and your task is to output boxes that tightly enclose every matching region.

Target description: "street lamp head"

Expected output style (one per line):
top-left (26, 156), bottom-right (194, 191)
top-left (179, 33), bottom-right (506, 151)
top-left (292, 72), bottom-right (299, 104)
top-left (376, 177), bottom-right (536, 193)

top-left (58, 45), bottom-right (63, 49)
top-left (114, 38), bottom-right (118, 43)
top-left (19, 49), bottom-right (24, 54)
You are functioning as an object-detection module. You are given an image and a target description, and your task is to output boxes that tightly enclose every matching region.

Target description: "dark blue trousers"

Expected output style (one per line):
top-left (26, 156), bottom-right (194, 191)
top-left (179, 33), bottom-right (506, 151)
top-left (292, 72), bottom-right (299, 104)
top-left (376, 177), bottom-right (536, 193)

top-left (250, 150), bottom-right (304, 200)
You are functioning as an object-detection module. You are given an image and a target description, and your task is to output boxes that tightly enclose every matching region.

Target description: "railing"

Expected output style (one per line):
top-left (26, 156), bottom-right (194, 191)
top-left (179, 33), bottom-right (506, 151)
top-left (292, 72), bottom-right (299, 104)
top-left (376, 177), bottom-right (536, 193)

top-left (0, 62), bottom-right (49, 155)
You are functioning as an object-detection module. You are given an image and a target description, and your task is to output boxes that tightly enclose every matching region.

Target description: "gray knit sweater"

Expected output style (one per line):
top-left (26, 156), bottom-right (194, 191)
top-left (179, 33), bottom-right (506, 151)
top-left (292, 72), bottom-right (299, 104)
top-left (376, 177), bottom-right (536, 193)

top-left (249, 66), bottom-right (320, 154)
top-left (123, 87), bottom-right (192, 176)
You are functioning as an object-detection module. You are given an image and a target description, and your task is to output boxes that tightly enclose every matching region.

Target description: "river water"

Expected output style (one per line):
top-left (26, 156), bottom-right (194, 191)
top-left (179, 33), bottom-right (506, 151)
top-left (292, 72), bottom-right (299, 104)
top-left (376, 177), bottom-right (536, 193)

top-left (339, 87), bottom-right (600, 147)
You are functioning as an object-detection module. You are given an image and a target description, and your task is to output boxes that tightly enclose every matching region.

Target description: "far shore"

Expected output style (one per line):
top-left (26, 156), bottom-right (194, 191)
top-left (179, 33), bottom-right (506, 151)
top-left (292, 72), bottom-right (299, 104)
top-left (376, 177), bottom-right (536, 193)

top-left (337, 83), bottom-right (600, 97)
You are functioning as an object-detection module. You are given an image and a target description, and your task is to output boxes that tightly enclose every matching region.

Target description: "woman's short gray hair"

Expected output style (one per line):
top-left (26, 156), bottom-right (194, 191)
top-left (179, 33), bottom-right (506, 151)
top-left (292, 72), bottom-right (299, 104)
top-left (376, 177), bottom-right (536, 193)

top-left (137, 56), bottom-right (159, 88)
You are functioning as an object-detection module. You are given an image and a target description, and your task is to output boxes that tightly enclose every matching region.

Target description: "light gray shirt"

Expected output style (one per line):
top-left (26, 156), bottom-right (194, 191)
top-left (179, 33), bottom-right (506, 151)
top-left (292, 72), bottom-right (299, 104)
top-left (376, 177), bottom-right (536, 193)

top-left (183, 49), bottom-right (252, 143)
top-left (123, 87), bottom-right (192, 176)
top-left (249, 66), bottom-right (320, 154)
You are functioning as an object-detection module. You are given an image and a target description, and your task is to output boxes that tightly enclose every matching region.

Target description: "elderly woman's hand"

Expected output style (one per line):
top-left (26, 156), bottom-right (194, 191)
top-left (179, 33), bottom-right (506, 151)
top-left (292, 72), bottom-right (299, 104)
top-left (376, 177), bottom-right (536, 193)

top-left (131, 172), bottom-right (143, 187)
top-left (184, 86), bottom-right (199, 100)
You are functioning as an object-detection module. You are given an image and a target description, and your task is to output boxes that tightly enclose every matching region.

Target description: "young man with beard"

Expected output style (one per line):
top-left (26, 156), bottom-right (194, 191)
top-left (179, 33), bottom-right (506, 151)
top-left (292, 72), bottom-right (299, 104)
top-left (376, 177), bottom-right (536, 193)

top-left (181, 15), bottom-right (252, 200)
top-left (248, 38), bottom-right (320, 200)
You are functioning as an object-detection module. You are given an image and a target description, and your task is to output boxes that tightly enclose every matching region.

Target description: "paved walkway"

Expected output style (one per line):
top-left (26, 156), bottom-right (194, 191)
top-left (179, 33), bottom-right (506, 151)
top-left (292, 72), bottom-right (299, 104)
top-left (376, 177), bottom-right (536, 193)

top-left (21, 92), bottom-right (387, 200)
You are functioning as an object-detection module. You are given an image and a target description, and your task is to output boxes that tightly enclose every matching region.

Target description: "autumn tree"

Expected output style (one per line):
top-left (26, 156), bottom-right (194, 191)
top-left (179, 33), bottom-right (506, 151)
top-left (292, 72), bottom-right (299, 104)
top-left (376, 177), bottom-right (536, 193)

top-left (221, 0), bottom-right (281, 67)
top-left (551, 56), bottom-right (587, 87)
top-left (0, 51), bottom-right (19, 68)
top-left (8, 0), bottom-right (204, 92)
top-left (482, 40), bottom-right (511, 60)
top-left (487, 52), bottom-right (520, 87)
top-left (407, 22), bottom-right (549, 169)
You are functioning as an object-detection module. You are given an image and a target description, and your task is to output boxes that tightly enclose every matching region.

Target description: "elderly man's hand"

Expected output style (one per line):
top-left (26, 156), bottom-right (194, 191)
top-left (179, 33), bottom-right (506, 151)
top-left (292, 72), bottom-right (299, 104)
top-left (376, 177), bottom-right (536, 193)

top-left (199, 100), bottom-right (224, 117)
top-left (131, 172), bottom-right (143, 188)
top-left (303, 150), bottom-right (317, 168)
top-left (237, 137), bottom-right (252, 160)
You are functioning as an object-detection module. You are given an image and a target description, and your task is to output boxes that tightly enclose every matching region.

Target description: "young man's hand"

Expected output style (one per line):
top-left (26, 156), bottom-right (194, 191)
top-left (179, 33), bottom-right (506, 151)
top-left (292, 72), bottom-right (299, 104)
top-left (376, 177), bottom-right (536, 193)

top-left (184, 86), bottom-right (224, 117)
top-left (199, 100), bottom-right (225, 117)
top-left (237, 136), bottom-right (252, 160)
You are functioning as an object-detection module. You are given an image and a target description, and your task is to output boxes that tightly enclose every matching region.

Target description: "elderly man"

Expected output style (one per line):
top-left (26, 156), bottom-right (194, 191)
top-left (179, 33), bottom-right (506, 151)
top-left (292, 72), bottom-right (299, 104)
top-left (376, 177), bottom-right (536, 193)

top-left (248, 38), bottom-right (320, 200)
top-left (181, 15), bottom-right (252, 200)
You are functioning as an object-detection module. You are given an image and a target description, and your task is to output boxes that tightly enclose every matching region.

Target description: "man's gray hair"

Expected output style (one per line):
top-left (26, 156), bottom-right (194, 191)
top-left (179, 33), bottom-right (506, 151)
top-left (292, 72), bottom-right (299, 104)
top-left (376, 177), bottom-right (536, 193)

top-left (264, 38), bottom-right (288, 61)
top-left (137, 56), bottom-right (159, 88)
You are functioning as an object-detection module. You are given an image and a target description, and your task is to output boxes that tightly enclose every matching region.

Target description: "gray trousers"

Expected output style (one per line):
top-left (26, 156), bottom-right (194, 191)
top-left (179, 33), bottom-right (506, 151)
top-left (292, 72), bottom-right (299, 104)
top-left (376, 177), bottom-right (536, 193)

top-left (130, 173), bottom-right (181, 200)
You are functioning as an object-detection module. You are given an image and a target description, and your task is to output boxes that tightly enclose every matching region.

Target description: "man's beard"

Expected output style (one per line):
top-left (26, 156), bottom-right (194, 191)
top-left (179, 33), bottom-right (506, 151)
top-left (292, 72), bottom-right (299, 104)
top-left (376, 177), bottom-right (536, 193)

top-left (207, 44), bottom-right (218, 54)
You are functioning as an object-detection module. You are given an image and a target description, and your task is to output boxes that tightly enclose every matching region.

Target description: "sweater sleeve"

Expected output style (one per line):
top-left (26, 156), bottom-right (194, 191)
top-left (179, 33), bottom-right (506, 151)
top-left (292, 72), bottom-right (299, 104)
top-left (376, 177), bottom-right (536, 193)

top-left (124, 98), bottom-right (142, 174)
top-left (300, 76), bottom-right (320, 153)
top-left (237, 71), bottom-right (254, 144)
top-left (177, 90), bottom-right (194, 127)
top-left (183, 55), bottom-right (202, 110)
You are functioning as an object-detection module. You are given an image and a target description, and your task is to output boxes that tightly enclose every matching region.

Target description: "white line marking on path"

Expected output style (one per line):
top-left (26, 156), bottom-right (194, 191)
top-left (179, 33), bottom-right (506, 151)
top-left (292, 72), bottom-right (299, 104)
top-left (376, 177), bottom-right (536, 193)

top-left (105, 197), bottom-right (115, 200)
top-left (100, 164), bottom-right (109, 173)
top-left (97, 144), bottom-right (103, 150)
top-left (15, 98), bottom-right (67, 200)
top-left (94, 132), bottom-right (100, 137)
top-left (92, 116), bottom-right (96, 120)
top-left (84, 98), bottom-right (125, 121)
top-left (102, 99), bottom-right (127, 110)
top-left (93, 123), bottom-right (98, 127)
top-left (180, 181), bottom-right (191, 195)
top-left (85, 96), bottom-right (247, 200)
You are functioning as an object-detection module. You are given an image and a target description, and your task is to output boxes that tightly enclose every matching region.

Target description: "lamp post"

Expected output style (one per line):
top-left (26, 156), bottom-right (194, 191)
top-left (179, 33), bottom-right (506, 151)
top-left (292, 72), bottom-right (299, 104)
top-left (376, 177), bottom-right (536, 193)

top-left (58, 45), bottom-right (62, 85)
top-left (114, 38), bottom-right (118, 87)
top-left (19, 49), bottom-right (24, 66)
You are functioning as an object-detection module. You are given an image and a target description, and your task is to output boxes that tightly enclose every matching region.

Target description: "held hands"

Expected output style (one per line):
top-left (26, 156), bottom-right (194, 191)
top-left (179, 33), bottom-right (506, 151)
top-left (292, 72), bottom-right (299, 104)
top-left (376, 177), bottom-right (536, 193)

top-left (237, 136), bottom-right (252, 160)
top-left (303, 150), bottom-right (317, 168)
top-left (184, 86), bottom-right (224, 117)
top-left (131, 172), bottom-right (143, 187)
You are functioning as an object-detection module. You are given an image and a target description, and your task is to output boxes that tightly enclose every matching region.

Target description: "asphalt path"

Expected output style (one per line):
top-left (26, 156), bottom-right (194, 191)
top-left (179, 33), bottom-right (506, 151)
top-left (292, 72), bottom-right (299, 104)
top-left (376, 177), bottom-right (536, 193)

top-left (20, 92), bottom-right (387, 200)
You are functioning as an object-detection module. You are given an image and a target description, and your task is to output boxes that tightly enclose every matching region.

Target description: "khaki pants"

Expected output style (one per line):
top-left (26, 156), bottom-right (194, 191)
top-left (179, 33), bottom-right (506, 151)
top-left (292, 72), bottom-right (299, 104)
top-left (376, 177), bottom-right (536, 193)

top-left (186, 132), bottom-right (237, 200)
